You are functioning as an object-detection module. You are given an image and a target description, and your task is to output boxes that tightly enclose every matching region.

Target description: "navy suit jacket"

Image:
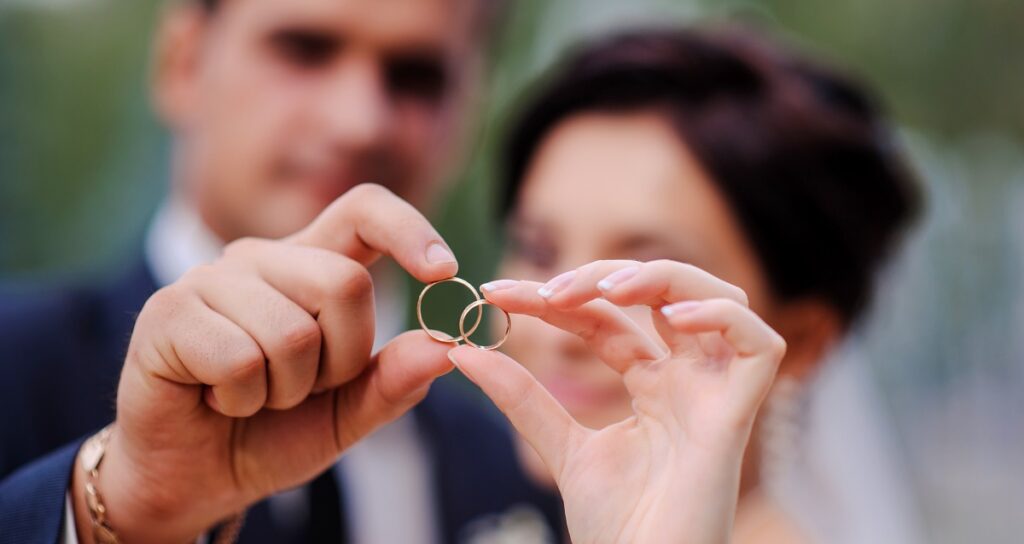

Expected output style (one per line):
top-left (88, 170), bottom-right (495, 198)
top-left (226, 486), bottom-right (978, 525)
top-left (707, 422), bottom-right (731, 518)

top-left (0, 258), bottom-right (563, 543)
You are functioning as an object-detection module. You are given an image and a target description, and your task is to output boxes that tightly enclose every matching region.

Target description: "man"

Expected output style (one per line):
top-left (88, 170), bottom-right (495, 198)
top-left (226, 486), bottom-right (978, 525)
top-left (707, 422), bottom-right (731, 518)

top-left (0, 0), bottom-right (562, 542)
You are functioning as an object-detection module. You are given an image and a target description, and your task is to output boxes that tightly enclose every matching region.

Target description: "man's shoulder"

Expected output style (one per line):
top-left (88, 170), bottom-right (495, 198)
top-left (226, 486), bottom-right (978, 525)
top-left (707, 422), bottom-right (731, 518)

top-left (0, 280), bottom-right (100, 355)
top-left (0, 260), bottom-right (155, 354)
top-left (0, 439), bottom-right (82, 544)
top-left (0, 280), bottom-right (113, 474)
top-left (0, 260), bottom-right (156, 478)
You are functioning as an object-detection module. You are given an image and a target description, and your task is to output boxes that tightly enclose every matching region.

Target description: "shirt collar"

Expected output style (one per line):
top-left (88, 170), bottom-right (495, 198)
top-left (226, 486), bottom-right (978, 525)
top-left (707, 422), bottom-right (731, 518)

top-left (145, 195), bottom-right (224, 289)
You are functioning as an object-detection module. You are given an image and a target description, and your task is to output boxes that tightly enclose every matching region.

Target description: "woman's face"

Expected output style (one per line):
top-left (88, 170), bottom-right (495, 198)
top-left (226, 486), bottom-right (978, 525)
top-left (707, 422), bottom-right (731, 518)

top-left (498, 111), bottom-right (774, 432)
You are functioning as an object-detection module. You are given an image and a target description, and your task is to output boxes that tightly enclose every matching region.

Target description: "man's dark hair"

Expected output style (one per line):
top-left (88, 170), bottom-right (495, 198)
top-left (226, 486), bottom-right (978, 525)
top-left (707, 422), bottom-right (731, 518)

top-left (502, 26), bottom-right (921, 326)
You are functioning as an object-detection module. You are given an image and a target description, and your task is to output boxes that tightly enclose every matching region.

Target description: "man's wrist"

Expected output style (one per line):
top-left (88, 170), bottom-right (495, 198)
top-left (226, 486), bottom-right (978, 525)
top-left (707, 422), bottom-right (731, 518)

top-left (71, 440), bottom-right (104, 544)
top-left (70, 426), bottom-right (202, 544)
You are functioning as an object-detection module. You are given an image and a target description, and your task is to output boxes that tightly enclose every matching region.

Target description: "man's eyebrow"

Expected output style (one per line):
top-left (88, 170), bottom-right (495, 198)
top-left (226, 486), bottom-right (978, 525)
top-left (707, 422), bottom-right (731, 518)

top-left (265, 24), bottom-right (344, 47)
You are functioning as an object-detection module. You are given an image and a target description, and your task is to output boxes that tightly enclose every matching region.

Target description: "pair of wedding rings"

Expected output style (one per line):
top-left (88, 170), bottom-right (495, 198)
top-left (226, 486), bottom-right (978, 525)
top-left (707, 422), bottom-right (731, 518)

top-left (416, 277), bottom-right (511, 351)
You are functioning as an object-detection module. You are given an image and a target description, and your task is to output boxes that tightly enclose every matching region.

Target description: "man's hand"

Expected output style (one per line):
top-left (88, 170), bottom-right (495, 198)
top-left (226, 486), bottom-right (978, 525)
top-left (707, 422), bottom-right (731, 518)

top-left (72, 184), bottom-right (458, 543)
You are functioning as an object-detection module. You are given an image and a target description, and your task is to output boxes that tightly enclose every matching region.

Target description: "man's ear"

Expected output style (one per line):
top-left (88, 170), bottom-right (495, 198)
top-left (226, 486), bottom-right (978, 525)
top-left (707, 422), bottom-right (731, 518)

top-left (770, 299), bottom-right (843, 382)
top-left (150, 3), bottom-right (208, 131)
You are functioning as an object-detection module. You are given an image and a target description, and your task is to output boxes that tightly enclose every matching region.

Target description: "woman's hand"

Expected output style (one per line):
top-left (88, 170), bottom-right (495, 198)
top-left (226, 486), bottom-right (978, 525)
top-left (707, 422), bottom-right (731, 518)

top-left (448, 260), bottom-right (786, 544)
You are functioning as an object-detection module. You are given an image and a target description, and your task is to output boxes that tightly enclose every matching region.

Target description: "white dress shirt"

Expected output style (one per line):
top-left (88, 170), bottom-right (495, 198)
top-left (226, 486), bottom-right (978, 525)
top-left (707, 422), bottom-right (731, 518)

top-left (65, 196), bottom-right (439, 544)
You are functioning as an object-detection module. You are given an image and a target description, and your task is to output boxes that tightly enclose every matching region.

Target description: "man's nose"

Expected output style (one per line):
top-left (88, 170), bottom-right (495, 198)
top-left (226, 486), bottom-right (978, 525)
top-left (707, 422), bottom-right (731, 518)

top-left (315, 55), bottom-right (392, 151)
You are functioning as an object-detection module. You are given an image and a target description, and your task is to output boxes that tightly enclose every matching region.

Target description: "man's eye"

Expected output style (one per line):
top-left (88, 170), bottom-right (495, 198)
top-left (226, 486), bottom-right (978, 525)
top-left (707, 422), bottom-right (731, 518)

top-left (385, 55), bottom-right (448, 104)
top-left (269, 30), bottom-right (338, 68)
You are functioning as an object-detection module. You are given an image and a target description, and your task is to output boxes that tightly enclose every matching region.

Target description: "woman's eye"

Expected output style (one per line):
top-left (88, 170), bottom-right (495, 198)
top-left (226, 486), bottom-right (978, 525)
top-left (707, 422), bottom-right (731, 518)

top-left (507, 234), bottom-right (558, 272)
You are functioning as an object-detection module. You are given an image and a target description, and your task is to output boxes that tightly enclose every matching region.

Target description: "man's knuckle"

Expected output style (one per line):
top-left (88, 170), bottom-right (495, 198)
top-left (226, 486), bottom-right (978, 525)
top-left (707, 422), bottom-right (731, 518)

top-left (227, 343), bottom-right (266, 381)
top-left (325, 265), bottom-right (373, 300)
top-left (277, 317), bottom-right (322, 354)
top-left (144, 285), bottom-right (186, 317)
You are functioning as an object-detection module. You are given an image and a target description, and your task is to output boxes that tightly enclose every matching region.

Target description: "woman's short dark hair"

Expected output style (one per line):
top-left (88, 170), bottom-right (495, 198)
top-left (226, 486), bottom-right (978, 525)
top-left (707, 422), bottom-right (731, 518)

top-left (501, 26), bottom-right (921, 325)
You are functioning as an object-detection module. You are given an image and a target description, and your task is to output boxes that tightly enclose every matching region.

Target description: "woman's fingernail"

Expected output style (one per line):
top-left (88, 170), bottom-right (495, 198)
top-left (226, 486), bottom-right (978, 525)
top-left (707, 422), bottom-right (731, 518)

top-left (596, 265), bottom-right (640, 292)
top-left (426, 242), bottom-right (457, 264)
top-left (661, 301), bottom-right (702, 317)
top-left (538, 270), bottom-right (577, 298)
top-left (481, 279), bottom-right (518, 292)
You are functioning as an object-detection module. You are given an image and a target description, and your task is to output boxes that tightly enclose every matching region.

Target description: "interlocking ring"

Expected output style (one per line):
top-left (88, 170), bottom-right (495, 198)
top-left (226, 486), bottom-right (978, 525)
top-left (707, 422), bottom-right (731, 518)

top-left (459, 299), bottom-right (511, 351)
top-left (417, 277), bottom-right (512, 350)
top-left (417, 277), bottom-right (483, 344)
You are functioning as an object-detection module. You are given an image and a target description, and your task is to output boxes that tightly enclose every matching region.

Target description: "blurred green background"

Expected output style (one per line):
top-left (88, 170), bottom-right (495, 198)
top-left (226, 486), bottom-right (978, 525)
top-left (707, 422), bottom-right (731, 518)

top-left (2, 0), bottom-right (1022, 541)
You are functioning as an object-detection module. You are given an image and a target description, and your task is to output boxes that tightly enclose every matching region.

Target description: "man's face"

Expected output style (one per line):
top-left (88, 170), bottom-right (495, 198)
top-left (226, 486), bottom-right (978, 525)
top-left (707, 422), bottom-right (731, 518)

top-left (156, 0), bottom-right (480, 241)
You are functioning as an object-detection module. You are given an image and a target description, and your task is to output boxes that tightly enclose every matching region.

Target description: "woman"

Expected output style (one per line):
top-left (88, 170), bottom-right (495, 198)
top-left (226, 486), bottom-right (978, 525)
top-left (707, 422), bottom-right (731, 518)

top-left (452, 26), bottom-right (919, 542)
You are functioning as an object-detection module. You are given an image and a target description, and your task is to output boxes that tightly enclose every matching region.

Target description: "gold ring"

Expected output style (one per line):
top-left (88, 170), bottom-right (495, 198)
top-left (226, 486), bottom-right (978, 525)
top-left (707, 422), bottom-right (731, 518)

top-left (459, 299), bottom-right (511, 351)
top-left (417, 277), bottom-right (483, 344)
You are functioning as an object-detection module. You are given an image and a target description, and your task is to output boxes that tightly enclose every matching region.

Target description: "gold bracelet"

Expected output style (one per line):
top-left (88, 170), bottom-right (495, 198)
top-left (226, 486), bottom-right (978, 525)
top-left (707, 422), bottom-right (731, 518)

top-left (80, 425), bottom-right (119, 544)
top-left (80, 425), bottom-right (247, 544)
